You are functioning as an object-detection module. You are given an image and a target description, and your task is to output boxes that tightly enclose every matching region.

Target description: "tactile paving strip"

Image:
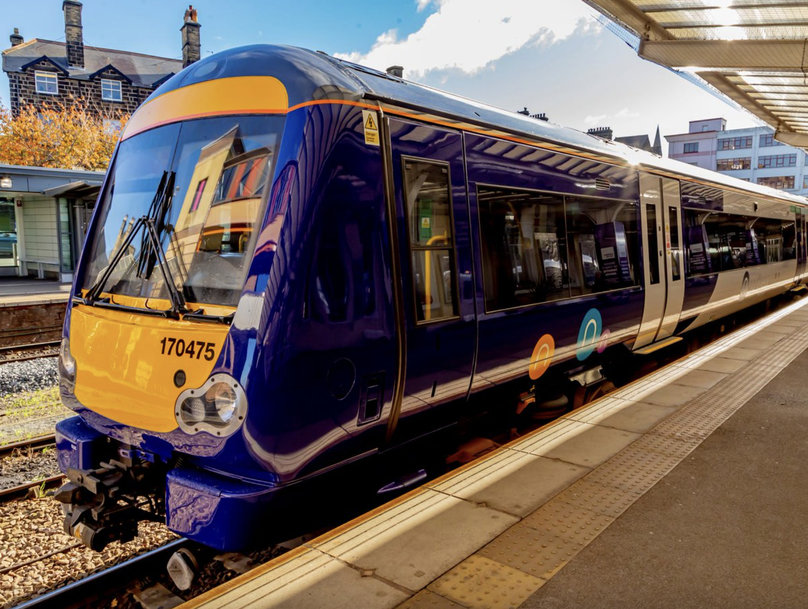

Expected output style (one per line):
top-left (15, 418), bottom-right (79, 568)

top-left (428, 555), bottom-right (544, 609)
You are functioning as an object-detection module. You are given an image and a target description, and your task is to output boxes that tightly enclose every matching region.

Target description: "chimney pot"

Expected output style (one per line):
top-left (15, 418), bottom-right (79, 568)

top-left (181, 6), bottom-right (201, 68)
top-left (10, 28), bottom-right (23, 47)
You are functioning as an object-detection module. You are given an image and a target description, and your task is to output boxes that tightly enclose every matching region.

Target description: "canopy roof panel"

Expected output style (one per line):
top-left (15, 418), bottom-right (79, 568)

top-left (583, 0), bottom-right (808, 147)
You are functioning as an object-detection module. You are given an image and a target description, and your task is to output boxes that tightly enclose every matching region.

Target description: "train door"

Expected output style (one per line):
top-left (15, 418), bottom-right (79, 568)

top-left (385, 117), bottom-right (476, 437)
top-left (634, 173), bottom-right (684, 349)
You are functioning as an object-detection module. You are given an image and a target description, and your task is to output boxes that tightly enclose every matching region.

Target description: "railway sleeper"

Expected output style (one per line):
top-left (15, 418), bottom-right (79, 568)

top-left (54, 455), bottom-right (166, 551)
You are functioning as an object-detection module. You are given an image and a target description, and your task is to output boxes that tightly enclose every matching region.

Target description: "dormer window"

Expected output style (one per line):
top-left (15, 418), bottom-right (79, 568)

top-left (101, 79), bottom-right (122, 102)
top-left (35, 71), bottom-right (58, 95)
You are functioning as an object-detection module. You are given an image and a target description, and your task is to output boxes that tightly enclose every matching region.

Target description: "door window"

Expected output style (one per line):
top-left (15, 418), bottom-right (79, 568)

top-left (402, 160), bottom-right (457, 323)
top-left (645, 202), bottom-right (660, 285)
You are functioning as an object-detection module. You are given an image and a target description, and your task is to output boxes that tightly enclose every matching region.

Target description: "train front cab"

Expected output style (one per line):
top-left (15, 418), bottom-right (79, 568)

top-left (54, 60), bottom-right (407, 551)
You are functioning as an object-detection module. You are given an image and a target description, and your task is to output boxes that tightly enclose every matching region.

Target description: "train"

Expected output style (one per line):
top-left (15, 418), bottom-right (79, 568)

top-left (54, 44), bottom-right (808, 551)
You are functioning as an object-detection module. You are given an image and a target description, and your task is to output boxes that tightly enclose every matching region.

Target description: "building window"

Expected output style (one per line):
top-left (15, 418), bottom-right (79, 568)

top-left (101, 79), bottom-right (122, 102)
top-left (718, 136), bottom-right (752, 151)
top-left (757, 176), bottom-right (795, 190)
top-left (758, 154), bottom-right (796, 169)
top-left (759, 134), bottom-right (782, 147)
top-left (34, 71), bottom-right (58, 95)
top-left (717, 157), bottom-right (751, 171)
top-left (803, 176), bottom-right (808, 190)
top-left (683, 142), bottom-right (699, 154)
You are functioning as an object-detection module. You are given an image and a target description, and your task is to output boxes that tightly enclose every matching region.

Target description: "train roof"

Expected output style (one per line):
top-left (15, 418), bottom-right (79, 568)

top-left (152, 44), bottom-right (808, 208)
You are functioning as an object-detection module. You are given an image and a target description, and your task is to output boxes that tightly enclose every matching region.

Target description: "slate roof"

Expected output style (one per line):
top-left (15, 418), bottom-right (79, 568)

top-left (614, 134), bottom-right (651, 149)
top-left (2, 38), bottom-right (181, 88)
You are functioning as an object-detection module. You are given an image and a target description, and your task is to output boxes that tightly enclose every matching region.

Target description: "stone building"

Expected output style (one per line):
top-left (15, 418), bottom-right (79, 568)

top-left (2, 1), bottom-right (201, 117)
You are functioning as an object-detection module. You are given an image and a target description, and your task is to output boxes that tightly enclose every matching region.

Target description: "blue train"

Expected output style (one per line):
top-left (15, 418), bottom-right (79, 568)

top-left (55, 44), bottom-right (808, 551)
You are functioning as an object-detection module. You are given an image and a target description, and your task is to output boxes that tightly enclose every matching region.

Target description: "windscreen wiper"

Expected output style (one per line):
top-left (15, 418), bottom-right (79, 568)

top-left (82, 215), bottom-right (189, 317)
top-left (181, 310), bottom-right (236, 324)
top-left (138, 171), bottom-right (175, 280)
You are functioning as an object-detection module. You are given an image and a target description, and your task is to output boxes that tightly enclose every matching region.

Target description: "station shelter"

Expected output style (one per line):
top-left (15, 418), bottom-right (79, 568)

top-left (0, 163), bottom-right (102, 283)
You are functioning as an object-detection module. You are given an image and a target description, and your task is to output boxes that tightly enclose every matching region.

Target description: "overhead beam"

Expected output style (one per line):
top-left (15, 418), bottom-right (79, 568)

top-left (581, 0), bottom-right (673, 41)
top-left (639, 39), bottom-right (808, 71)
top-left (774, 130), bottom-right (808, 148)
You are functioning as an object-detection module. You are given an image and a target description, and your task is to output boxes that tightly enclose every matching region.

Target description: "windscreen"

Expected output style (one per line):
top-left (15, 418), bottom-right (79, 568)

top-left (81, 115), bottom-right (283, 307)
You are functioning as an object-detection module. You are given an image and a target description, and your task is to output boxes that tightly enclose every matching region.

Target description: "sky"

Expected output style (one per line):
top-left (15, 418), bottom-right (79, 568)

top-left (1, 0), bottom-right (763, 154)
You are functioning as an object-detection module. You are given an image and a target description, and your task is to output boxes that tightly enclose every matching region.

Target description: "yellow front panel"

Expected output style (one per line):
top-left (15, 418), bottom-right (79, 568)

top-left (71, 305), bottom-right (230, 432)
top-left (122, 76), bottom-right (289, 140)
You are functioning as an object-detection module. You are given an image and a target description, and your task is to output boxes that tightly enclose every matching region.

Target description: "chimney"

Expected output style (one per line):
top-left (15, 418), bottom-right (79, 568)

top-left (9, 28), bottom-right (23, 47)
top-left (63, 0), bottom-right (84, 68)
top-left (386, 65), bottom-right (403, 78)
top-left (181, 5), bottom-right (201, 68)
top-left (587, 126), bottom-right (613, 141)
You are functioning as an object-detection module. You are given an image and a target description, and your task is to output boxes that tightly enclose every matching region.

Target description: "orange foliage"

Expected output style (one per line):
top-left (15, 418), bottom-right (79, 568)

top-left (0, 102), bottom-right (129, 171)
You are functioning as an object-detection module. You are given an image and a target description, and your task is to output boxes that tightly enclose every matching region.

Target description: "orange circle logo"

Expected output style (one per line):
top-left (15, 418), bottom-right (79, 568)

top-left (529, 334), bottom-right (555, 380)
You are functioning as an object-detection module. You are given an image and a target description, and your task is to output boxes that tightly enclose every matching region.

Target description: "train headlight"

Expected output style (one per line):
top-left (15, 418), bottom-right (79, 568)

top-left (175, 374), bottom-right (247, 437)
top-left (59, 337), bottom-right (76, 383)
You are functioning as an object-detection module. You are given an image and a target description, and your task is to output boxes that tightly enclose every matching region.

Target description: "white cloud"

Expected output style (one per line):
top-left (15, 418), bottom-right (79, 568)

top-left (584, 108), bottom-right (641, 127)
top-left (584, 114), bottom-right (608, 126)
top-left (416, 0), bottom-right (433, 12)
top-left (336, 0), bottom-right (600, 78)
top-left (615, 107), bottom-right (641, 119)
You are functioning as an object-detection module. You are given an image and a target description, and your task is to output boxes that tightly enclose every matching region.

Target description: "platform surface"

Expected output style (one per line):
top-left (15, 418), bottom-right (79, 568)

top-left (0, 278), bottom-right (70, 307)
top-left (180, 296), bottom-right (808, 609)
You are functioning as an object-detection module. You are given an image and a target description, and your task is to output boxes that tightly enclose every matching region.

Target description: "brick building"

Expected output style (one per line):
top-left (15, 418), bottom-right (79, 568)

top-left (2, 1), bottom-right (201, 117)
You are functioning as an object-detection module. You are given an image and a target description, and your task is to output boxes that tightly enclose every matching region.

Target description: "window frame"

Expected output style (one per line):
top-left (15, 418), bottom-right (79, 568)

top-left (34, 71), bottom-right (58, 95)
top-left (757, 175), bottom-right (796, 190)
top-left (400, 156), bottom-right (461, 325)
top-left (718, 136), bottom-right (753, 151)
top-left (683, 142), bottom-right (699, 154)
top-left (716, 157), bottom-right (751, 171)
top-left (100, 78), bottom-right (123, 102)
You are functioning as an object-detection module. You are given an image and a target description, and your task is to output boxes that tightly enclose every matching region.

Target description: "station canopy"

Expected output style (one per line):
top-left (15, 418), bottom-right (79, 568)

top-left (582, 1), bottom-right (808, 148)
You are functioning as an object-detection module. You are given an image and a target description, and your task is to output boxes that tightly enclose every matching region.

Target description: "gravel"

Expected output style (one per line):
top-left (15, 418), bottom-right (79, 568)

top-left (0, 357), bottom-right (59, 397)
top-left (0, 448), bottom-right (60, 491)
top-left (0, 497), bottom-right (178, 609)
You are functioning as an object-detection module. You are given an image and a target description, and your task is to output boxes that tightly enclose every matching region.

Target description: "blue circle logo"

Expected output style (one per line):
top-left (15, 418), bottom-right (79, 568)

top-left (576, 308), bottom-right (602, 361)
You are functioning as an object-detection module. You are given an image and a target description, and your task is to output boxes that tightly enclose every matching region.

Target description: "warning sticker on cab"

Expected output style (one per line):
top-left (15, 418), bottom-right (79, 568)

top-left (362, 110), bottom-right (380, 146)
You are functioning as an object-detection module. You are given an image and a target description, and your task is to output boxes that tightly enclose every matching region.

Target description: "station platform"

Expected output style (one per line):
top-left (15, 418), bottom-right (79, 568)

top-left (0, 277), bottom-right (70, 307)
top-left (180, 296), bottom-right (808, 609)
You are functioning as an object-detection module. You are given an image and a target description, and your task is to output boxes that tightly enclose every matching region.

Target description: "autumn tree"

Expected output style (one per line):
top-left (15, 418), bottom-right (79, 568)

top-left (0, 101), bottom-right (128, 171)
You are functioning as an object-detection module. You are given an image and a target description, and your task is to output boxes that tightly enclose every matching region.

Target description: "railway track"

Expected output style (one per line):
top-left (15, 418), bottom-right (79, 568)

top-left (12, 540), bottom-right (189, 609)
top-left (0, 434), bottom-right (56, 457)
top-left (0, 340), bottom-right (60, 364)
top-left (0, 434), bottom-right (62, 503)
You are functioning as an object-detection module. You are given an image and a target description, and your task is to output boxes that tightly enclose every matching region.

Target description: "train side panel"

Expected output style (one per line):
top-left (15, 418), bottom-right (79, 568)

top-left (464, 133), bottom-right (644, 394)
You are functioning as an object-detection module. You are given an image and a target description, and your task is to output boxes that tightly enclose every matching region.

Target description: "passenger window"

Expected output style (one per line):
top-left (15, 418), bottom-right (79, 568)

top-left (682, 208), bottom-right (795, 275)
top-left (478, 186), bottom-right (568, 311)
top-left (566, 197), bottom-right (639, 296)
top-left (479, 185), bottom-right (640, 312)
top-left (403, 160), bottom-right (457, 323)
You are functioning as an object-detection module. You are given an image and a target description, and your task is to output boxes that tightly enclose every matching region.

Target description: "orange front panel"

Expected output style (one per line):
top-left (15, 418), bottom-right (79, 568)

top-left (71, 305), bottom-right (230, 432)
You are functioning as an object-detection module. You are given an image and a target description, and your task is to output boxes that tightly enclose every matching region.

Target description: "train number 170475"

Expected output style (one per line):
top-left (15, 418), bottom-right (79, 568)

top-left (159, 337), bottom-right (216, 361)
